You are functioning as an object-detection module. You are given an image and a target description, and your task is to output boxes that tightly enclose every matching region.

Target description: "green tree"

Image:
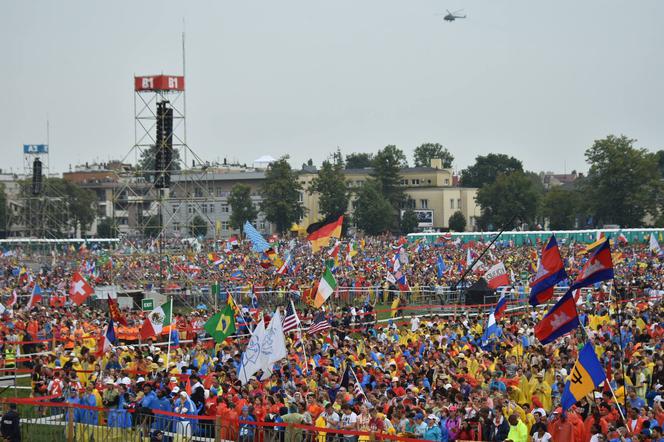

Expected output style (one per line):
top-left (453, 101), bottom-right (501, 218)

top-left (541, 187), bottom-right (580, 229)
top-left (137, 145), bottom-right (182, 175)
top-left (400, 209), bottom-right (419, 234)
top-left (308, 160), bottom-right (349, 221)
top-left (143, 216), bottom-right (161, 238)
top-left (460, 154), bottom-right (523, 188)
top-left (353, 180), bottom-right (395, 235)
top-left (345, 153), bottom-right (374, 169)
top-left (448, 211), bottom-right (467, 232)
top-left (371, 145), bottom-right (406, 215)
top-left (414, 143), bottom-right (454, 168)
top-left (228, 183), bottom-right (258, 237)
top-left (0, 183), bottom-right (8, 238)
top-left (476, 172), bottom-right (541, 230)
top-left (581, 135), bottom-right (662, 227)
top-left (655, 149), bottom-right (664, 178)
top-left (96, 217), bottom-right (119, 238)
top-left (260, 156), bottom-right (305, 234)
top-left (190, 214), bottom-right (208, 237)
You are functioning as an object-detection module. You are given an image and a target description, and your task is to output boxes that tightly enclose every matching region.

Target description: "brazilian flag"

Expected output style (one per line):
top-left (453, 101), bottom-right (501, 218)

top-left (204, 304), bottom-right (236, 343)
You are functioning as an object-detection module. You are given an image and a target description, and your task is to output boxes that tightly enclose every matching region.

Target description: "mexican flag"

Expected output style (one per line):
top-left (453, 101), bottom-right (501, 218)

top-left (140, 301), bottom-right (172, 340)
top-left (313, 267), bottom-right (337, 308)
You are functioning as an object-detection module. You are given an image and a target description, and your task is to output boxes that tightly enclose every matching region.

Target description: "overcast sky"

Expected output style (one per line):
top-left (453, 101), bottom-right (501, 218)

top-left (2, 1), bottom-right (663, 175)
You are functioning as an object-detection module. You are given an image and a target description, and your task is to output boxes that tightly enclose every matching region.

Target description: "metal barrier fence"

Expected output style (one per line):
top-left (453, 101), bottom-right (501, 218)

top-left (0, 399), bottom-right (454, 442)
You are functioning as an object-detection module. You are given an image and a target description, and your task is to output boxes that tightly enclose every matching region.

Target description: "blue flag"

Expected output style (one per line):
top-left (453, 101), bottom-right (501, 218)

top-left (243, 221), bottom-right (270, 252)
top-left (561, 342), bottom-right (606, 410)
top-left (436, 255), bottom-right (446, 278)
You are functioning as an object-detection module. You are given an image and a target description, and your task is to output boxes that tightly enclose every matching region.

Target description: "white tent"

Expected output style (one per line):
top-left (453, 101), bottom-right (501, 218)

top-left (253, 155), bottom-right (277, 169)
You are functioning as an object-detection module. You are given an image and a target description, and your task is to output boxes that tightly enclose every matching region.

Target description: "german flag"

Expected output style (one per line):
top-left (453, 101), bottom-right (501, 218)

top-left (307, 216), bottom-right (343, 253)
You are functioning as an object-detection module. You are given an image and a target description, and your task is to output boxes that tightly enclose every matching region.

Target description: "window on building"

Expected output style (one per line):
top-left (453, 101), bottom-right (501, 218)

top-left (260, 221), bottom-right (266, 230)
top-left (221, 204), bottom-right (229, 213)
top-left (457, 198), bottom-right (462, 209)
top-left (188, 204), bottom-right (193, 214)
top-left (427, 179), bottom-right (432, 184)
top-left (411, 179), bottom-right (420, 185)
top-left (450, 199), bottom-right (455, 209)
top-left (194, 189), bottom-right (203, 198)
top-left (173, 222), bottom-right (180, 231)
top-left (221, 221), bottom-right (229, 230)
top-left (444, 179), bottom-right (450, 185)
top-left (420, 199), bottom-right (428, 209)
top-left (172, 204), bottom-right (180, 214)
top-left (400, 179), bottom-right (407, 186)
top-left (209, 203), bottom-right (215, 213)
top-left (202, 204), bottom-right (208, 213)
top-left (298, 192), bottom-right (304, 202)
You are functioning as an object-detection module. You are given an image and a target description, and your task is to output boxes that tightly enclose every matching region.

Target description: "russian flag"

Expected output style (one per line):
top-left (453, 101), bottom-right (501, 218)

top-left (26, 283), bottom-right (42, 309)
top-left (494, 290), bottom-right (507, 320)
top-left (534, 289), bottom-right (580, 345)
top-left (529, 235), bottom-right (568, 306)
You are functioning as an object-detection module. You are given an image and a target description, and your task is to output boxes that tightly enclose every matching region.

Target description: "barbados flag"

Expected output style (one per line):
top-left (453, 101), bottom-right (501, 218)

top-left (561, 342), bottom-right (606, 410)
top-left (529, 235), bottom-right (568, 306)
top-left (534, 289), bottom-right (579, 345)
top-left (570, 239), bottom-right (614, 291)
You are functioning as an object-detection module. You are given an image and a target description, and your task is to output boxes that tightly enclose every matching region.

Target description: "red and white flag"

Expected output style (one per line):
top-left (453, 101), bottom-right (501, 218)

top-left (484, 262), bottom-right (510, 289)
top-left (69, 272), bottom-right (94, 305)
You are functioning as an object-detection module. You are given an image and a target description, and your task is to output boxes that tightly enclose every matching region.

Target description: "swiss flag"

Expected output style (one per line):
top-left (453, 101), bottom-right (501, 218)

top-left (69, 272), bottom-right (94, 305)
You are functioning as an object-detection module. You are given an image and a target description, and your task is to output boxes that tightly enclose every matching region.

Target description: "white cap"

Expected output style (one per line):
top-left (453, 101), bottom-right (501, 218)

top-left (170, 377), bottom-right (177, 382)
top-left (146, 356), bottom-right (153, 361)
top-left (121, 377), bottom-right (131, 385)
top-left (427, 414), bottom-right (438, 422)
top-left (654, 395), bottom-right (663, 403)
top-left (172, 386), bottom-right (180, 393)
top-left (136, 377), bottom-right (145, 383)
top-left (392, 377), bottom-right (399, 382)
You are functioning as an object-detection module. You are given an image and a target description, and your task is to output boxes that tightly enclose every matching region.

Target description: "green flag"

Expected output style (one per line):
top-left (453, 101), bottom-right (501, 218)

top-left (204, 304), bottom-right (236, 343)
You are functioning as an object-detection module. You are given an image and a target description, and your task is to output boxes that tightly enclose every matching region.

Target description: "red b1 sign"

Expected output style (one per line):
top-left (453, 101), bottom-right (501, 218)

top-left (134, 75), bottom-right (185, 91)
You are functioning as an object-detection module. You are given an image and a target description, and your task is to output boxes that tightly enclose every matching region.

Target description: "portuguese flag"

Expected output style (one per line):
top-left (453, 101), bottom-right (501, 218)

top-left (140, 301), bottom-right (172, 340)
top-left (307, 216), bottom-right (343, 253)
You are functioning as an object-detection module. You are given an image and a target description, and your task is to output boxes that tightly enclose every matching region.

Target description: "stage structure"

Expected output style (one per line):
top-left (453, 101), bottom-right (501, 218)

top-left (109, 72), bottom-right (220, 294)
top-left (19, 143), bottom-right (73, 238)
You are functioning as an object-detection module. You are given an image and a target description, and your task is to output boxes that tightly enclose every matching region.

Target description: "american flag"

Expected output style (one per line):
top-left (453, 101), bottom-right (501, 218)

top-left (283, 300), bottom-right (301, 333)
top-left (307, 312), bottom-right (330, 335)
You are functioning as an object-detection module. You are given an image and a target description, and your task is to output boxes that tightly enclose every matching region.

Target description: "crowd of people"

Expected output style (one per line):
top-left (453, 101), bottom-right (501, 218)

top-left (0, 233), bottom-right (663, 441)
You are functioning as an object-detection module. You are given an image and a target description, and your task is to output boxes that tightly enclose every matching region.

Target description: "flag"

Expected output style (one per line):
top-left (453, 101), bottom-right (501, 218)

top-left (534, 289), bottom-right (580, 345)
top-left (259, 309), bottom-right (288, 379)
top-left (277, 254), bottom-right (292, 275)
top-left (529, 235), bottom-right (568, 306)
top-left (26, 283), bottom-right (43, 309)
top-left (230, 270), bottom-right (244, 280)
top-left (107, 298), bottom-right (128, 326)
top-left (481, 312), bottom-right (501, 345)
top-left (97, 319), bottom-right (117, 356)
top-left (69, 272), bottom-right (95, 305)
top-left (238, 319), bottom-right (266, 384)
top-left (0, 303), bottom-right (5, 316)
top-left (436, 255), bottom-right (446, 279)
top-left (484, 262), bottom-right (510, 289)
top-left (617, 233), bottom-right (628, 244)
top-left (494, 290), bottom-right (507, 320)
top-left (313, 267), bottom-right (337, 308)
top-left (340, 363), bottom-right (354, 389)
top-left (570, 239), bottom-right (614, 291)
top-left (204, 304), bottom-right (236, 343)
top-left (561, 342), bottom-right (607, 410)
top-left (7, 290), bottom-right (17, 308)
top-left (307, 312), bottom-right (331, 335)
top-left (208, 253), bottom-right (224, 268)
top-left (244, 221), bottom-right (270, 252)
top-left (308, 216), bottom-right (343, 253)
top-left (229, 236), bottom-right (239, 248)
top-left (265, 248), bottom-right (284, 268)
top-left (140, 301), bottom-right (173, 340)
top-left (282, 300), bottom-right (301, 333)
top-left (650, 233), bottom-right (663, 257)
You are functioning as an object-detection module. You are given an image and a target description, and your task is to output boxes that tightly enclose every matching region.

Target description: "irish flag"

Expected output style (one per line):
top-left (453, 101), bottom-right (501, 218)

top-left (313, 267), bottom-right (337, 308)
top-left (140, 301), bottom-right (172, 340)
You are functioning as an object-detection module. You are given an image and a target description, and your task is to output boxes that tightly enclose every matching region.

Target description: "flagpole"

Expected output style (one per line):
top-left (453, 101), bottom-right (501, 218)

top-left (165, 295), bottom-right (173, 373)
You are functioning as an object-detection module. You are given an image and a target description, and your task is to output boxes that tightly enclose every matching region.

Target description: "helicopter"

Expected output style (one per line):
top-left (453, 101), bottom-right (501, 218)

top-left (436, 9), bottom-right (466, 22)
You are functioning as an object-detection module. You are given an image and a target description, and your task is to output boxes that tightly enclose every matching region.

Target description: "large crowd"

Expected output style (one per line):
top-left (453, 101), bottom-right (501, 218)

top-left (0, 234), bottom-right (663, 442)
